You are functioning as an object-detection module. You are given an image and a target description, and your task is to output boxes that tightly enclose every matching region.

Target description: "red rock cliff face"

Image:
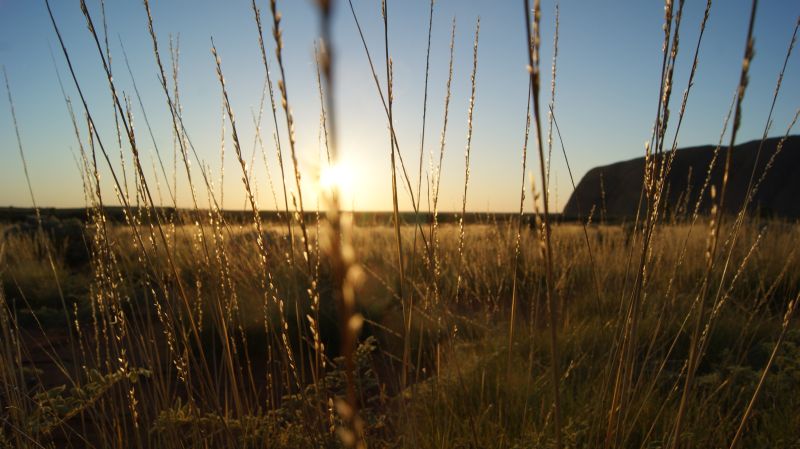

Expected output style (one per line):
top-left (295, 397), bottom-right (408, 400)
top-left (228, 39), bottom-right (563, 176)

top-left (563, 136), bottom-right (800, 220)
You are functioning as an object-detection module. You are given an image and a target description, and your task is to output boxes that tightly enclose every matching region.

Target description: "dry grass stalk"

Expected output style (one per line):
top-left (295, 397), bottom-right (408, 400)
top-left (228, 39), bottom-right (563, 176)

top-left (508, 82), bottom-right (532, 372)
top-left (345, 0), bottom-right (430, 255)
top-left (381, 1), bottom-right (407, 366)
top-left (53, 0), bottom-right (226, 408)
top-left (430, 18), bottom-right (457, 307)
top-left (728, 294), bottom-right (798, 449)
top-left (671, 1), bottom-right (758, 446)
top-left (251, 0), bottom-right (296, 263)
top-left (403, 0), bottom-right (436, 393)
top-left (119, 42), bottom-right (177, 207)
top-left (316, 0), bottom-right (366, 446)
top-left (523, 0), bottom-right (562, 446)
top-left (415, 0), bottom-right (436, 227)
top-left (606, 2), bottom-right (685, 443)
top-left (549, 106), bottom-right (602, 309)
top-left (212, 40), bottom-right (301, 394)
top-left (545, 4), bottom-right (559, 188)
top-left (454, 18), bottom-right (480, 303)
top-left (707, 17), bottom-right (800, 323)
top-left (269, 0), bottom-right (314, 274)
top-left (3, 67), bottom-right (76, 377)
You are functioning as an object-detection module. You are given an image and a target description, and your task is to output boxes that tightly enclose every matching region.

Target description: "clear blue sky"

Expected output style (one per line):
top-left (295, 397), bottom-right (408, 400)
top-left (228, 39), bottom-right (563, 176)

top-left (1, 0), bottom-right (798, 212)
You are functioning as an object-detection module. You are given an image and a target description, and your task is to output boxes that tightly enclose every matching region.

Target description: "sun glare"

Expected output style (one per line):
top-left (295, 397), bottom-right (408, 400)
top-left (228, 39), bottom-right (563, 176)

top-left (319, 161), bottom-right (356, 201)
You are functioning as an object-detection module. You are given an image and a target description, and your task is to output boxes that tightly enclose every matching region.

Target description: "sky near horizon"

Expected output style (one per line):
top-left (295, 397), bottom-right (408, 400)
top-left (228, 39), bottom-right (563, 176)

top-left (1, 0), bottom-right (798, 213)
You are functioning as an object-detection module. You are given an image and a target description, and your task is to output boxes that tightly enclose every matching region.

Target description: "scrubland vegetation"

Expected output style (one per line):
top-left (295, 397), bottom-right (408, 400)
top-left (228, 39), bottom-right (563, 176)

top-left (2, 218), bottom-right (799, 448)
top-left (2, 0), bottom-right (799, 448)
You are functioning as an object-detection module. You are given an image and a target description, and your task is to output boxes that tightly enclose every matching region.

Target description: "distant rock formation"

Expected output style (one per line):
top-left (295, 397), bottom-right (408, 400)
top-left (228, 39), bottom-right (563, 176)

top-left (563, 136), bottom-right (800, 220)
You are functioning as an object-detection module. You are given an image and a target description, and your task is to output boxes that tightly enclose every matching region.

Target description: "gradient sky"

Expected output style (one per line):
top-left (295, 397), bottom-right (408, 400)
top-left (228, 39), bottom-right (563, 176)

top-left (1, 0), bottom-right (798, 212)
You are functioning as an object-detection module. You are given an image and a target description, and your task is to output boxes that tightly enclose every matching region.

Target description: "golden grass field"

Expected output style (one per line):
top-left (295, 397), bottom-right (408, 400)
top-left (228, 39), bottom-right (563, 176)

top-left (2, 217), bottom-right (799, 448)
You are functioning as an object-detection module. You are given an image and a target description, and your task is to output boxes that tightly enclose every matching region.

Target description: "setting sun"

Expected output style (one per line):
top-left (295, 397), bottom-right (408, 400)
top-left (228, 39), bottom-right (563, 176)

top-left (318, 160), bottom-right (356, 203)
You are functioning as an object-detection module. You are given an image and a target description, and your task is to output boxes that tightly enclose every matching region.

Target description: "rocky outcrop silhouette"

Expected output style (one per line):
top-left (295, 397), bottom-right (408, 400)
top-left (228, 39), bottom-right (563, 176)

top-left (563, 136), bottom-right (800, 220)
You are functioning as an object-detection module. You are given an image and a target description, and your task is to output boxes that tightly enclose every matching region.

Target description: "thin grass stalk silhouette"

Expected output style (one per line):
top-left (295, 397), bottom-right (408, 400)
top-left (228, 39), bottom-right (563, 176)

top-left (251, 0), bottom-right (296, 264)
top-left (523, 0), bottom-right (562, 447)
top-left (671, 2), bottom-right (758, 446)
top-left (431, 18), bottom-right (457, 307)
top-left (345, 0), bottom-right (431, 255)
top-left (317, 0), bottom-right (366, 446)
top-left (381, 3), bottom-right (407, 387)
top-left (454, 18), bottom-right (480, 304)
top-left (508, 81), bottom-right (532, 373)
